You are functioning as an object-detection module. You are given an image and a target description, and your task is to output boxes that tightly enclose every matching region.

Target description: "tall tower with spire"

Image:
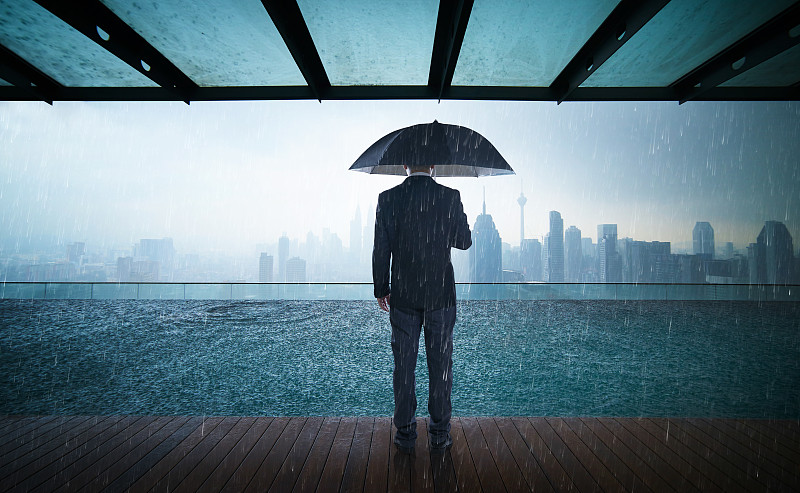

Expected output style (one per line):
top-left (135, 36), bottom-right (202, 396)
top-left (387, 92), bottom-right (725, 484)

top-left (517, 189), bottom-right (527, 247)
top-left (470, 189), bottom-right (502, 282)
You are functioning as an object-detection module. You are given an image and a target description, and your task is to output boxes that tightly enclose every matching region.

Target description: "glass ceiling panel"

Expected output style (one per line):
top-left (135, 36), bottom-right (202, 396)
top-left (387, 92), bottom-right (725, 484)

top-left (297, 0), bottom-right (439, 85)
top-left (721, 44), bottom-right (800, 87)
top-left (101, 0), bottom-right (305, 86)
top-left (583, 0), bottom-right (797, 87)
top-left (453, 0), bottom-right (619, 86)
top-left (0, 0), bottom-right (156, 87)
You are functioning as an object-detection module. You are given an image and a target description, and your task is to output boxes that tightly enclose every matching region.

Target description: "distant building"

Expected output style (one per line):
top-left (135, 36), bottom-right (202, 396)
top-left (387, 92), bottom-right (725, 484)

top-left (117, 256), bottom-right (159, 282)
top-left (749, 221), bottom-right (794, 284)
top-left (693, 222), bottom-right (715, 259)
top-left (597, 224), bottom-right (621, 282)
top-left (285, 257), bottom-right (306, 282)
top-left (520, 239), bottom-right (542, 281)
top-left (470, 197), bottom-right (502, 282)
top-left (545, 211), bottom-right (564, 282)
top-left (517, 191), bottom-right (527, 247)
top-left (136, 238), bottom-right (174, 280)
top-left (723, 242), bottom-right (734, 259)
top-left (66, 242), bottom-right (85, 264)
top-left (564, 225), bottom-right (582, 282)
top-left (350, 205), bottom-right (362, 263)
top-left (259, 253), bottom-right (273, 282)
top-left (625, 240), bottom-right (671, 283)
top-left (278, 235), bottom-right (290, 281)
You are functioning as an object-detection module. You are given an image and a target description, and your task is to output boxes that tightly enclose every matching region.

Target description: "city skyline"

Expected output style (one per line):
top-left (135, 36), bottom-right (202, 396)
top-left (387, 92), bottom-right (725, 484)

top-left (1, 100), bottom-right (798, 255)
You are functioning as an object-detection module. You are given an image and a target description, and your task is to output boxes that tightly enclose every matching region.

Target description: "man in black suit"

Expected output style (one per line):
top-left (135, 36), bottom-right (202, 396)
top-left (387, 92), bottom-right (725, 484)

top-left (373, 164), bottom-right (472, 453)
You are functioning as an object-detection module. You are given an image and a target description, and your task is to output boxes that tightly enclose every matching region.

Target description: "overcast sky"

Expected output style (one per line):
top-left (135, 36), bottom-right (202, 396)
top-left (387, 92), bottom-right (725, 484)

top-left (1, 99), bottom-right (798, 254)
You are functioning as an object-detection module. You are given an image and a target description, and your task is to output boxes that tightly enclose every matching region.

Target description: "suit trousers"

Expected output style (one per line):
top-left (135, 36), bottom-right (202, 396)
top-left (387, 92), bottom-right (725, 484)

top-left (390, 305), bottom-right (456, 446)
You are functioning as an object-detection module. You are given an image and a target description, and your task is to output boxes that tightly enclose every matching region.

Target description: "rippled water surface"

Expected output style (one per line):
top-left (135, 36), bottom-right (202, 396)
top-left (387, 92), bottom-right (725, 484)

top-left (1, 300), bottom-right (798, 417)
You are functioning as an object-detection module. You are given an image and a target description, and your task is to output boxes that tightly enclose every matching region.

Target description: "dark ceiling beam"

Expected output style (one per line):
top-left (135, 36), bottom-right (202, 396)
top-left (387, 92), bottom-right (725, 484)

top-left (550, 0), bottom-right (671, 103)
top-left (32, 0), bottom-right (197, 103)
top-left (260, 0), bottom-right (330, 101)
top-left (0, 43), bottom-right (61, 104)
top-left (671, 2), bottom-right (800, 103)
top-left (428, 0), bottom-right (474, 100)
top-left (2, 85), bottom-right (797, 102)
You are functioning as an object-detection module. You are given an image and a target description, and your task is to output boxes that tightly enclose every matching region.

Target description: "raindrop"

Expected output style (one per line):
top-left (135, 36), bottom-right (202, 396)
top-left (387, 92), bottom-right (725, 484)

top-left (731, 57), bottom-right (746, 71)
top-left (96, 25), bottom-right (110, 41)
top-left (141, 60), bottom-right (151, 72)
top-left (586, 58), bottom-right (594, 72)
top-left (616, 25), bottom-right (626, 41)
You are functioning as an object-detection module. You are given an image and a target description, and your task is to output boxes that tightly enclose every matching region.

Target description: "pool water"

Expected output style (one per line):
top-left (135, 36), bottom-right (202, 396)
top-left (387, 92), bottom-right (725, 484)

top-left (0, 300), bottom-right (798, 418)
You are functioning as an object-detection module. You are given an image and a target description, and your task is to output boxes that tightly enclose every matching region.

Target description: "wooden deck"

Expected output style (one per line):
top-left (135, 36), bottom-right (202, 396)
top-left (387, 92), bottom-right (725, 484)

top-left (0, 416), bottom-right (798, 492)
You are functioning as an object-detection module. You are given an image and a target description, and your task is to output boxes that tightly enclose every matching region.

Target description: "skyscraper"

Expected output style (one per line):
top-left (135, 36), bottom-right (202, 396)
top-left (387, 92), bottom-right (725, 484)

top-left (564, 225), bottom-right (582, 282)
top-left (470, 195), bottom-right (502, 282)
top-left (259, 253), bottom-right (273, 282)
top-left (517, 191), bottom-right (527, 247)
top-left (278, 234), bottom-right (290, 281)
top-left (750, 221), bottom-right (794, 284)
top-left (285, 257), bottom-right (307, 282)
top-left (545, 211), bottom-right (564, 282)
top-left (597, 224), bottom-right (620, 282)
top-left (693, 222), bottom-right (715, 259)
top-left (520, 239), bottom-right (542, 281)
top-left (350, 205), bottom-right (362, 263)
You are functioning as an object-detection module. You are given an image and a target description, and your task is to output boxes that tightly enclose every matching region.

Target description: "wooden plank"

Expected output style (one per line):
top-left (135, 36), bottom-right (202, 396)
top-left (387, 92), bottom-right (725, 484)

top-left (338, 416), bottom-right (374, 493)
top-left (460, 417), bottom-right (506, 492)
top-left (494, 418), bottom-right (554, 493)
top-left (27, 415), bottom-right (144, 493)
top-left (199, 417), bottom-right (273, 492)
top-left (688, 418), bottom-right (795, 492)
top-left (640, 418), bottom-right (744, 493)
top-left (756, 419), bottom-right (800, 446)
top-left (449, 418), bottom-right (481, 493)
top-left (221, 416), bottom-right (291, 493)
top-left (546, 417), bottom-right (626, 493)
top-left (0, 416), bottom-right (51, 448)
top-left (0, 416), bottom-right (62, 454)
top-left (0, 416), bottom-right (95, 482)
top-left (511, 417), bottom-right (574, 492)
top-left (0, 417), bottom-right (39, 445)
top-left (707, 418), bottom-right (800, 491)
top-left (529, 417), bottom-right (599, 493)
top-left (387, 419), bottom-right (412, 493)
top-left (363, 416), bottom-right (390, 493)
top-left (618, 418), bottom-right (718, 493)
top-left (562, 417), bottom-right (652, 493)
top-left (265, 416), bottom-right (324, 493)
top-left (125, 416), bottom-right (225, 493)
top-left (477, 417), bottom-right (528, 492)
top-left (240, 417), bottom-right (307, 492)
top-left (103, 416), bottom-right (204, 493)
top-left (170, 417), bottom-right (258, 493)
top-left (411, 417), bottom-right (434, 493)
top-left (291, 417), bottom-right (339, 493)
top-left (656, 418), bottom-right (770, 493)
top-left (81, 415), bottom-right (192, 493)
top-left (149, 417), bottom-right (240, 493)
top-left (45, 416), bottom-right (164, 493)
top-left (588, 418), bottom-right (684, 492)
top-left (315, 416), bottom-right (356, 493)
top-left (742, 419), bottom-right (800, 463)
top-left (5, 416), bottom-right (121, 493)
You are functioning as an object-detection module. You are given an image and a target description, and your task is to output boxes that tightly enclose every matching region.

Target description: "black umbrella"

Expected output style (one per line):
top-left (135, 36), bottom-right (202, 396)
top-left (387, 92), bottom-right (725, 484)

top-left (349, 120), bottom-right (514, 177)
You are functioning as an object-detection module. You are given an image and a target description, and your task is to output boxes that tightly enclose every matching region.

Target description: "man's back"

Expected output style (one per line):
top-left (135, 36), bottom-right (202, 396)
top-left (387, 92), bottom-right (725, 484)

top-left (373, 175), bottom-right (472, 310)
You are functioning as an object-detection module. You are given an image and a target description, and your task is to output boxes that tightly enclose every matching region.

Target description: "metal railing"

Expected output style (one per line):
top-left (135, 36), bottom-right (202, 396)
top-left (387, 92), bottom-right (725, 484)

top-left (1, 282), bottom-right (797, 301)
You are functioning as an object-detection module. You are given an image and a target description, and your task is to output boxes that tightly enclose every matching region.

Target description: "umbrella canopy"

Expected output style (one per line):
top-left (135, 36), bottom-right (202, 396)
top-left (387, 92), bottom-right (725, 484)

top-left (349, 121), bottom-right (514, 177)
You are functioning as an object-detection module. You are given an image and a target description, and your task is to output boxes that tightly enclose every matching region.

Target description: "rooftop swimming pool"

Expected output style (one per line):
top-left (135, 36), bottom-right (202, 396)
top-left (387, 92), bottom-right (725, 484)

top-left (1, 292), bottom-right (798, 418)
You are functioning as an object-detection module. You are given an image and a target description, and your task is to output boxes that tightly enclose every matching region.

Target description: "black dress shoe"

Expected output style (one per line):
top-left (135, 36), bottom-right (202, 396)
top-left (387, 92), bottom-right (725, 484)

top-left (394, 438), bottom-right (415, 455)
top-left (429, 435), bottom-right (452, 453)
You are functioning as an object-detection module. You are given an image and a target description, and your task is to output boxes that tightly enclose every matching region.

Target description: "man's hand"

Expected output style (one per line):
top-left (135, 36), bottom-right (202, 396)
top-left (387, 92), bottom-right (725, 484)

top-left (377, 294), bottom-right (391, 312)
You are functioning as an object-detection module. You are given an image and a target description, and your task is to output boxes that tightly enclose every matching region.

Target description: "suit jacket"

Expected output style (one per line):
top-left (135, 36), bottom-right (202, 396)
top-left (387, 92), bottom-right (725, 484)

top-left (373, 175), bottom-right (472, 310)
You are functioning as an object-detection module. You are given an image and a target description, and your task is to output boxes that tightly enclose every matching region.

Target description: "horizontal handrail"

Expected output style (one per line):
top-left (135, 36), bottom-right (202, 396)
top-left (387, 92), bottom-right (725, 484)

top-left (0, 282), bottom-right (797, 301)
